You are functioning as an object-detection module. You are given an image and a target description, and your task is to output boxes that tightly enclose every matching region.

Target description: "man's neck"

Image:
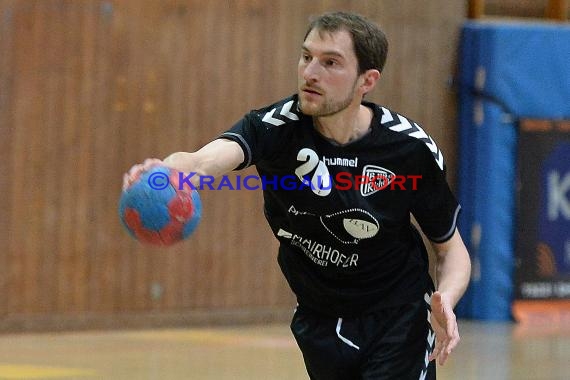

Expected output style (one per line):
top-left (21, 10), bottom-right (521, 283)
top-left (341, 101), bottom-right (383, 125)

top-left (314, 104), bottom-right (373, 145)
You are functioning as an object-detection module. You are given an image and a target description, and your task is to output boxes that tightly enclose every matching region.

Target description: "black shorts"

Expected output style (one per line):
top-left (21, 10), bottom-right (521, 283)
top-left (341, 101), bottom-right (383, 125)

top-left (290, 292), bottom-right (436, 380)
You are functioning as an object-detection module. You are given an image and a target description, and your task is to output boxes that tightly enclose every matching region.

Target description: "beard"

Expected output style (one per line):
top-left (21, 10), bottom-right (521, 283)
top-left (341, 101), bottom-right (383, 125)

top-left (298, 80), bottom-right (359, 117)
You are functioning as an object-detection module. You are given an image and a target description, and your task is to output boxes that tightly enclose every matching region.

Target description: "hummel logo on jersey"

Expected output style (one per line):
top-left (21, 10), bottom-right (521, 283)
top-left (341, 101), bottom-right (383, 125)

top-left (322, 156), bottom-right (358, 168)
top-left (380, 108), bottom-right (444, 171)
top-left (261, 100), bottom-right (300, 126)
top-left (360, 165), bottom-right (395, 197)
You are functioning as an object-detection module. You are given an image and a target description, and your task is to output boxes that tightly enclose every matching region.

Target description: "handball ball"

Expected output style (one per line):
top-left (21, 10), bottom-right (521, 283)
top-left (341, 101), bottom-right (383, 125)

top-left (119, 165), bottom-right (202, 246)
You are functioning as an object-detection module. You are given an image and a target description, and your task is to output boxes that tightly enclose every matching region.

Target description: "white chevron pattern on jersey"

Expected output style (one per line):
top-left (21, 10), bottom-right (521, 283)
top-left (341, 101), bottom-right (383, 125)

top-left (261, 100), bottom-right (300, 126)
top-left (380, 107), bottom-right (444, 171)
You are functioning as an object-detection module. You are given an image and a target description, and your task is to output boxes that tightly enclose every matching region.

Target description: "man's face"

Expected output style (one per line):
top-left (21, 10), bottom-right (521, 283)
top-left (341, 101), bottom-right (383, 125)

top-left (297, 28), bottom-right (361, 117)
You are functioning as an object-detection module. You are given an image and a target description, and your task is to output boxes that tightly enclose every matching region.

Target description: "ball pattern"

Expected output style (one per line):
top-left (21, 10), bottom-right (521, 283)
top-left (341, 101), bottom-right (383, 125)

top-left (119, 166), bottom-right (201, 246)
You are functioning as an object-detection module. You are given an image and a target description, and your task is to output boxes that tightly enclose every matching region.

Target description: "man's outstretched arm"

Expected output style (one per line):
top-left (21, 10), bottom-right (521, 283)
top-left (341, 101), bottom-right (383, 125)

top-left (123, 139), bottom-right (244, 189)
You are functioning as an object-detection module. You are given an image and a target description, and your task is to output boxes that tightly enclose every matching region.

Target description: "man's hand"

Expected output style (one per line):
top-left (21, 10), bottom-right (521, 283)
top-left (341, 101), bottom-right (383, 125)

top-left (428, 291), bottom-right (460, 366)
top-left (122, 158), bottom-right (164, 190)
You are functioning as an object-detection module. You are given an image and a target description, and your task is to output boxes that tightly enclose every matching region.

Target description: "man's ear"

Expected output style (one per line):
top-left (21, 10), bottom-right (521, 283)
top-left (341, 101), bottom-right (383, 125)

top-left (360, 69), bottom-right (381, 95)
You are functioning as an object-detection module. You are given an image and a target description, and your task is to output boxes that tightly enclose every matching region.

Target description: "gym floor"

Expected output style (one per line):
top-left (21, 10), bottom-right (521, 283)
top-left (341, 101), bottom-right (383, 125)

top-left (0, 321), bottom-right (568, 379)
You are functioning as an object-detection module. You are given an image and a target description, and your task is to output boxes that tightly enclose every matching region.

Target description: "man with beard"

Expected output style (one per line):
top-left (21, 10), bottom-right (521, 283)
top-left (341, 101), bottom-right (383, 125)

top-left (124, 11), bottom-right (471, 379)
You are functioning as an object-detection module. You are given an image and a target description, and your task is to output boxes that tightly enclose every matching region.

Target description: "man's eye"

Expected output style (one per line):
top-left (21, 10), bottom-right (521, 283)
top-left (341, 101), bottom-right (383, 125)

top-left (325, 59), bottom-right (337, 66)
top-left (302, 54), bottom-right (311, 62)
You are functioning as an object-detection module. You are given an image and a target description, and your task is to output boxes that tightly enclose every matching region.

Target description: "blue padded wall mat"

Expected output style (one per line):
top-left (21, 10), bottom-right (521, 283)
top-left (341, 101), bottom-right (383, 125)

top-left (455, 21), bottom-right (570, 320)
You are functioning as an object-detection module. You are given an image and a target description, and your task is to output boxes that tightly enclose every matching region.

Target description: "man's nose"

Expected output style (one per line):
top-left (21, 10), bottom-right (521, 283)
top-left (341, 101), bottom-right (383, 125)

top-left (303, 59), bottom-right (320, 82)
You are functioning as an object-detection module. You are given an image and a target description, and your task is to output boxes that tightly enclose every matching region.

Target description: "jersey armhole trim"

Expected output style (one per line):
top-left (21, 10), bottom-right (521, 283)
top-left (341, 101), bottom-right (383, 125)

top-left (219, 132), bottom-right (252, 169)
top-left (427, 205), bottom-right (461, 243)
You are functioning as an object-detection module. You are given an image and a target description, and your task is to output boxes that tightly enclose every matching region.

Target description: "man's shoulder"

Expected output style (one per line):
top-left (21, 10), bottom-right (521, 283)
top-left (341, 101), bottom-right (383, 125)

top-left (249, 95), bottom-right (304, 128)
top-left (369, 103), bottom-right (422, 132)
top-left (373, 103), bottom-right (444, 171)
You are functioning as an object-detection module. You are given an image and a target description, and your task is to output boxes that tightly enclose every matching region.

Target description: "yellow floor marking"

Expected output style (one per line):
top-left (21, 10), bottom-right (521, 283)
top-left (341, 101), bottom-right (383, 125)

top-left (126, 329), bottom-right (296, 348)
top-left (0, 364), bottom-right (96, 379)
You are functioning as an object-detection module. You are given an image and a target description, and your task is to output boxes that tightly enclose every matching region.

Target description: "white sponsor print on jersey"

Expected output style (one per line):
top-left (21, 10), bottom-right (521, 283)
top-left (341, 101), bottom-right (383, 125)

top-left (343, 218), bottom-right (379, 240)
top-left (295, 148), bottom-right (332, 196)
top-left (288, 205), bottom-right (380, 244)
top-left (277, 228), bottom-right (359, 268)
top-left (294, 148), bottom-right (360, 197)
top-left (360, 165), bottom-right (396, 197)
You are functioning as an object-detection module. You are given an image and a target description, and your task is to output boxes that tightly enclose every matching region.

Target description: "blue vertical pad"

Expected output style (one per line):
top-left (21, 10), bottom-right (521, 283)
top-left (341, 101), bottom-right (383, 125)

top-left (455, 21), bottom-right (570, 320)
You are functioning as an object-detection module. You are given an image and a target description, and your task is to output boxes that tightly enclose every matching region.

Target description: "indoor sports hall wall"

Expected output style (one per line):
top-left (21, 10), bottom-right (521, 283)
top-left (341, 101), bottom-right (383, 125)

top-left (0, 0), bottom-right (468, 331)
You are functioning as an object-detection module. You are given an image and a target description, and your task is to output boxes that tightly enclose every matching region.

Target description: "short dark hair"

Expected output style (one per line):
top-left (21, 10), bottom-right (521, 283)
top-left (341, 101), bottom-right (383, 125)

top-left (303, 11), bottom-right (389, 74)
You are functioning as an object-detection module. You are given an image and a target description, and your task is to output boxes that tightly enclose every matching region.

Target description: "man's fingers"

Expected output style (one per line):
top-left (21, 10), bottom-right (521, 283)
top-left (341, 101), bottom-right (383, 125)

top-left (123, 159), bottom-right (165, 190)
top-left (123, 164), bottom-right (142, 189)
top-left (447, 324), bottom-right (460, 353)
top-left (122, 173), bottom-right (130, 190)
top-left (127, 164), bottom-right (142, 177)
top-left (143, 158), bottom-right (163, 169)
top-left (432, 322), bottom-right (460, 366)
top-left (428, 291), bottom-right (462, 366)
top-left (445, 310), bottom-right (456, 338)
top-left (438, 347), bottom-right (450, 366)
top-left (429, 338), bottom-right (442, 362)
top-left (433, 336), bottom-right (451, 365)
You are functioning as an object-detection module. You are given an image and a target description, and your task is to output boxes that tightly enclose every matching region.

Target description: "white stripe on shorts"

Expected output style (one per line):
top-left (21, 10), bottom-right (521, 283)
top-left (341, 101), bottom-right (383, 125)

top-left (336, 318), bottom-right (360, 350)
top-left (419, 292), bottom-right (435, 380)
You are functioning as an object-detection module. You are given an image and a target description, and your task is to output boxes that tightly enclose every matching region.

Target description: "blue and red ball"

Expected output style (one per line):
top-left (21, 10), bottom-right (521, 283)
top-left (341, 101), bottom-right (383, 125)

top-left (119, 166), bottom-right (201, 246)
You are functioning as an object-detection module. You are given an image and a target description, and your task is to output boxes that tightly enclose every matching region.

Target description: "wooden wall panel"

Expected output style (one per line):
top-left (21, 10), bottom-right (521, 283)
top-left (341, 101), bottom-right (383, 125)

top-left (0, 0), bottom-right (466, 331)
top-left (483, 0), bottom-right (569, 19)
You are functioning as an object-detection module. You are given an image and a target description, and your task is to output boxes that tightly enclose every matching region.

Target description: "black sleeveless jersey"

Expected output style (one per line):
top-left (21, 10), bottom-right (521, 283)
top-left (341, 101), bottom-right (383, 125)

top-left (219, 95), bottom-right (460, 317)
